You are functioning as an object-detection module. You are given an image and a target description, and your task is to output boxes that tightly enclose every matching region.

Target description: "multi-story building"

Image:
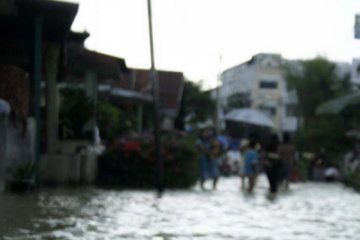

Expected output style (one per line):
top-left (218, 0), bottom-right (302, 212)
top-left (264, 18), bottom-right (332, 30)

top-left (351, 58), bottom-right (360, 89)
top-left (217, 53), bottom-right (354, 133)
top-left (218, 53), bottom-right (297, 132)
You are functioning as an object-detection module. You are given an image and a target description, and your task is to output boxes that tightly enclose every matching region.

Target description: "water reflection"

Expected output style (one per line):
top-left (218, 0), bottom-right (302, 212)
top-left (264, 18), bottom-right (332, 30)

top-left (2, 176), bottom-right (360, 239)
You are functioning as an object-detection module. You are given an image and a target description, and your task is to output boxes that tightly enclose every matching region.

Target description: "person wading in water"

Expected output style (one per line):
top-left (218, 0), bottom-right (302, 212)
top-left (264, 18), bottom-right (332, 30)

top-left (264, 134), bottom-right (281, 197)
top-left (243, 140), bottom-right (259, 193)
top-left (278, 133), bottom-right (296, 190)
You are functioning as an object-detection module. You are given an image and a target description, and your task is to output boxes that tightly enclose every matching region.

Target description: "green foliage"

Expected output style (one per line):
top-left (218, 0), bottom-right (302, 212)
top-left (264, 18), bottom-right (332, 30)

top-left (344, 166), bottom-right (360, 191)
top-left (97, 101), bottom-right (131, 141)
top-left (12, 161), bottom-right (35, 180)
top-left (142, 104), bottom-right (155, 130)
top-left (296, 156), bottom-right (311, 180)
top-left (296, 116), bottom-right (351, 161)
top-left (181, 81), bottom-right (215, 124)
top-left (162, 133), bottom-right (199, 187)
top-left (285, 57), bottom-right (350, 124)
top-left (60, 86), bottom-right (140, 141)
top-left (298, 116), bottom-right (348, 152)
top-left (97, 133), bottom-right (199, 189)
top-left (343, 169), bottom-right (353, 187)
top-left (285, 57), bottom-right (353, 162)
top-left (59, 87), bottom-right (93, 139)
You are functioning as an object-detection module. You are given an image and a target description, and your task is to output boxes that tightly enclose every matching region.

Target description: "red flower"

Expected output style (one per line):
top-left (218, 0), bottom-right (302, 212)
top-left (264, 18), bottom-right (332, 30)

top-left (165, 153), bottom-right (175, 161)
top-left (122, 140), bottom-right (141, 154)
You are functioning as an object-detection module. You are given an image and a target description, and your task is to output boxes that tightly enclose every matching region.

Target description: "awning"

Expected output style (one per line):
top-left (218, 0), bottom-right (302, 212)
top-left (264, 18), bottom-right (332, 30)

top-left (110, 88), bottom-right (152, 103)
top-left (316, 92), bottom-right (360, 115)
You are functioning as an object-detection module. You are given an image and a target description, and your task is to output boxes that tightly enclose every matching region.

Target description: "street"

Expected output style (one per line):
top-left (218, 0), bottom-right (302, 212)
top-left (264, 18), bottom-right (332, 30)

top-left (1, 176), bottom-right (360, 240)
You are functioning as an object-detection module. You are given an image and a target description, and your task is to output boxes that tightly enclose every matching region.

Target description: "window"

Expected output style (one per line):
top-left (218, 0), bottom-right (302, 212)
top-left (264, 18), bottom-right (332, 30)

top-left (259, 106), bottom-right (277, 117)
top-left (259, 80), bottom-right (278, 89)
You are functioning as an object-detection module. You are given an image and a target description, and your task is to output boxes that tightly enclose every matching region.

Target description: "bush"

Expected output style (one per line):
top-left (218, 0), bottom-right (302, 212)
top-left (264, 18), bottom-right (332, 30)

top-left (343, 166), bottom-right (360, 191)
top-left (59, 87), bottom-right (93, 139)
top-left (12, 161), bottom-right (35, 180)
top-left (97, 132), bottom-right (199, 189)
top-left (7, 161), bottom-right (36, 193)
top-left (296, 152), bottom-right (314, 181)
top-left (97, 101), bottom-right (132, 141)
top-left (296, 116), bottom-right (351, 165)
top-left (59, 87), bottom-right (140, 141)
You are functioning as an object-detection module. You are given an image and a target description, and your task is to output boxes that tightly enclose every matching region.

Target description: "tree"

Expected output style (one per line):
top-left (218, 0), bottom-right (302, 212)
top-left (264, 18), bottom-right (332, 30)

top-left (97, 101), bottom-right (129, 141)
top-left (175, 80), bottom-right (215, 129)
top-left (284, 57), bottom-right (352, 160)
top-left (59, 87), bottom-right (93, 139)
top-left (59, 87), bottom-right (135, 141)
top-left (285, 57), bottom-right (350, 125)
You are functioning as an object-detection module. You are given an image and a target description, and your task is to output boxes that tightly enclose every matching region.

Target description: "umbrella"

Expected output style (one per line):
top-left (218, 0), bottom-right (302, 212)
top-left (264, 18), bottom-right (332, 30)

top-left (224, 108), bottom-right (275, 128)
top-left (316, 92), bottom-right (360, 115)
top-left (0, 99), bottom-right (11, 115)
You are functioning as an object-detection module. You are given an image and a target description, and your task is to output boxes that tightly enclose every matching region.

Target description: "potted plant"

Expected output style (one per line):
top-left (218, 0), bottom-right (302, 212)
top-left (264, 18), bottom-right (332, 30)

top-left (7, 161), bottom-right (35, 192)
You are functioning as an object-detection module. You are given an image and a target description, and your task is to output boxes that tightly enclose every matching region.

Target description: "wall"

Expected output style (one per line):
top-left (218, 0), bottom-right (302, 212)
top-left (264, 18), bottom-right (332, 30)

top-left (38, 142), bottom-right (98, 186)
top-left (0, 116), bottom-right (7, 191)
top-left (255, 66), bottom-right (285, 130)
top-left (0, 121), bottom-right (98, 189)
top-left (0, 117), bottom-right (35, 192)
top-left (220, 63), bottom-right (256, 107)
top-left (6, 118), bottom-right (35, 171)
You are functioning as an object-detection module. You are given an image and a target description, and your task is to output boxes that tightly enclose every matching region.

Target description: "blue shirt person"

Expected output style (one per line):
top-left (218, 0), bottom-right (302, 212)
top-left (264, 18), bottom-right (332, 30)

top-left (243, 140), bottom-right (258, 192)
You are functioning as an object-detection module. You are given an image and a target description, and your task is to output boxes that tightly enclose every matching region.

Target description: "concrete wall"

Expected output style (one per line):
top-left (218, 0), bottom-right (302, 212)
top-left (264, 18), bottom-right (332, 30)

top-left (1, 120), bottom-right (98, 188)
top-left (220, 63), bottom-right (256, 107)
top-left (0, 117), bottom-right (35, 192)
top-left (6, 118), bottom-right (35, 171)
top-left (0, 116), bottom-right (7, 191)
top-left (0, 118), bottom-right (98, 189)
top-left (38, 143), bottom-right (98, 186)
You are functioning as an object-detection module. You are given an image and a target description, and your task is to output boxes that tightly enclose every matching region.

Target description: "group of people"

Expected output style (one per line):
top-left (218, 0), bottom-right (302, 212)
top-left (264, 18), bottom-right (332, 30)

top-left (196, 129), bottom-right (296, 195)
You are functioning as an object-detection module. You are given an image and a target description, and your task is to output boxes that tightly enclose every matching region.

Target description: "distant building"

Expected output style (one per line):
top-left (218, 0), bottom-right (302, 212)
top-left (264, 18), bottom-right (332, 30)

top-left (335, 62), bottom-right (351, 80)
top-left (351, 58), bottom-right (360, 89)
top-left (217, 53), bottom-right (353, 133)
top-left (219, 53), bottom-right (297, 132)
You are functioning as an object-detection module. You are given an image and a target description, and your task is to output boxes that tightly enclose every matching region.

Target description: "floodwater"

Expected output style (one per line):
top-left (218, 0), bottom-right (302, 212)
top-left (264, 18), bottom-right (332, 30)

top-left (1, 176), bottom-right (360, 240)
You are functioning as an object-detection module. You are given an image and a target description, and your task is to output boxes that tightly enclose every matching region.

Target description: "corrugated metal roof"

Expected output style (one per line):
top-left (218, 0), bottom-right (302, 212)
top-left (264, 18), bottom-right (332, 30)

top-left (120, 69), bottom-right (184, 117)
top-left (65, 44), bottom-right (128, 80)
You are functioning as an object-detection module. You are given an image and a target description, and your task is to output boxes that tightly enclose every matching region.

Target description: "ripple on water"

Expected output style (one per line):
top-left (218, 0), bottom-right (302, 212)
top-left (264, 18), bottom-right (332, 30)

top-left (2, 176), bottom-right (360, 239)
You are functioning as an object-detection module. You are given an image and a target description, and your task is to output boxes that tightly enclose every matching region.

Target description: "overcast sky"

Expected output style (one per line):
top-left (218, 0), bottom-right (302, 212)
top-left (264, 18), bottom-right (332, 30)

top-left (61, 0), bottom-right (360, 89)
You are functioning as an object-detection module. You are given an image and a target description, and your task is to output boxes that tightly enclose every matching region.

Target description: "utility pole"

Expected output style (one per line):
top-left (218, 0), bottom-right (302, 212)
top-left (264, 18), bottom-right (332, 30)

top-left (32, 16), bottom-right (43, 184)
top-left (147, 0), bottom-right (164, 195)
top-left (215, 55), bottom-right (222, 134)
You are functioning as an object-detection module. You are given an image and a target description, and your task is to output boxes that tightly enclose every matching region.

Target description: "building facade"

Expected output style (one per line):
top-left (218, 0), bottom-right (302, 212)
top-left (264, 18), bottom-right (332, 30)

top-left (219, 53), bottom-right (298, 132)
top-left (351, 58), bottom-right (360, 88)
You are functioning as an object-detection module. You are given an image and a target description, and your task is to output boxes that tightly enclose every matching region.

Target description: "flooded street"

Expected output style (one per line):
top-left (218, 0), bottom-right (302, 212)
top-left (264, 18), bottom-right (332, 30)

top-left (2, 176), bottom-right (360, 240)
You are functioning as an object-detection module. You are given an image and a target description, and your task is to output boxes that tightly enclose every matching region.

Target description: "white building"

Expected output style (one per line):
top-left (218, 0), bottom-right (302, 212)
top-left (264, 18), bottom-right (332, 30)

top-left (216, 53), bottom-right (354, 133)
top-left (351, 58), bottom-right (360, 88)
top-left (218, 53), bottom-right (297, 132)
